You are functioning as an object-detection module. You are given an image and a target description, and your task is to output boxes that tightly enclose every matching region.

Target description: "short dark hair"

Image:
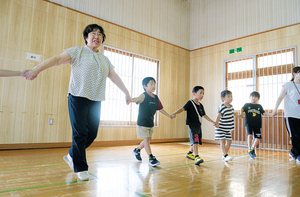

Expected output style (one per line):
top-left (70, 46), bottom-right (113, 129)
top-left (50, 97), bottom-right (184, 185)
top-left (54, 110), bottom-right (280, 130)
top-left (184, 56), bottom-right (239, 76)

top-left (142, 77), bottom-right (156, 91)
top-left (83, 24), bottom-right (106, 45)
top-left (220, 90), bottom-right (232, 100)
top-left (192, 86), bottom-right (204, 93)
top-left (250, 91), bottom-right (260, 98)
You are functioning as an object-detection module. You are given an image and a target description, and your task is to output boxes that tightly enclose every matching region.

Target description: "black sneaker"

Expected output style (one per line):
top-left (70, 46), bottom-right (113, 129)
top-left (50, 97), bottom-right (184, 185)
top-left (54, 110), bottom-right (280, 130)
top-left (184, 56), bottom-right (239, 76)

top-left (149, 155), bottom-right (160, 167)
top-left (132, 148), bottom-right (142, 161)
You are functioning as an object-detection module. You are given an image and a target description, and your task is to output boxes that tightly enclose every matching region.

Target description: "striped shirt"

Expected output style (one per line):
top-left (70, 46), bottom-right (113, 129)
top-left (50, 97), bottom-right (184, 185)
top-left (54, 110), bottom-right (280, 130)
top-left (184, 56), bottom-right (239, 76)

top-left (215, 103), bottom-right (235, 132)
top-left (65, 46), bottom-right (115, 101)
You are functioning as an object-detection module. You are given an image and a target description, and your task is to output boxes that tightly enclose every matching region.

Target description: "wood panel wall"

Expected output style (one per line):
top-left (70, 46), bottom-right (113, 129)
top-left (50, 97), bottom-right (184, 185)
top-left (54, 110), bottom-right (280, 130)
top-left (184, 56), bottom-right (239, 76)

top-left (48, 0), bottom-right (190, 49)
top-left (0, 0), bottom-right (190, 147)
top-left (190, 23), bottom-right (300, 141)
top-left (190, 0), bottom-right (300, 50)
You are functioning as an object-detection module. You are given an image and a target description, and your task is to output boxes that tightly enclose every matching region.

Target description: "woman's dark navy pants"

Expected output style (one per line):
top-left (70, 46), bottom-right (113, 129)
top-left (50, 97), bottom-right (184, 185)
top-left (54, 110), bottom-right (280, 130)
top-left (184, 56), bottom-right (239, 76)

top-left (68, 94), bottom-right (101, 172)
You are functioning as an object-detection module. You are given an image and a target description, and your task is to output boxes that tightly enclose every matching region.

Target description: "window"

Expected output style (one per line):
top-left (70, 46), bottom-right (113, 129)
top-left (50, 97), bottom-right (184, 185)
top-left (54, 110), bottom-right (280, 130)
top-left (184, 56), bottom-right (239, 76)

top-left (224, 46), bottom-right (297, 151)
top-left (100, 45), bottom-right (160, 127)
top-left (225, 47), bottom-right (296, 111)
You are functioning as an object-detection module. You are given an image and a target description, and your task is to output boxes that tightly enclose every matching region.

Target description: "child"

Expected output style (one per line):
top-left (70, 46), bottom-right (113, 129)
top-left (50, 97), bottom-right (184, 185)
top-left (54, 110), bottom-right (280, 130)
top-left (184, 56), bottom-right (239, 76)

top-left (171, 86), bottom-right (218, 165)
top-left (0, 69), bottom-right (28, 77)
top-left (215, 90), bottom-right (239, 162)
top-left (241, 91), bottom-right (270, 159)
top-left (131, 77), bottom-right (174, 167)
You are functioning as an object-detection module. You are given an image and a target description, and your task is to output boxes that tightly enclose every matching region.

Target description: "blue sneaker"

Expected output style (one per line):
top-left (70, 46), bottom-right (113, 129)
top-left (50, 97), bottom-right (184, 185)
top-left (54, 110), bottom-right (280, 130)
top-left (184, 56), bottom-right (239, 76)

top-left (289, 151), bottom-right (296, 160)
top-left (249, 148), bottom-right (256, 159)
top-left (297, 155), bottom-right (300, 164)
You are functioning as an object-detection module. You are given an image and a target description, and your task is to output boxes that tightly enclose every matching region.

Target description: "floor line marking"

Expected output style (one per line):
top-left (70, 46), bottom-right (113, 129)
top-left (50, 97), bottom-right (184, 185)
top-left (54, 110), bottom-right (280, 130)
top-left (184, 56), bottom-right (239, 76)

top-left (0, 179), bottom-right (95, 194)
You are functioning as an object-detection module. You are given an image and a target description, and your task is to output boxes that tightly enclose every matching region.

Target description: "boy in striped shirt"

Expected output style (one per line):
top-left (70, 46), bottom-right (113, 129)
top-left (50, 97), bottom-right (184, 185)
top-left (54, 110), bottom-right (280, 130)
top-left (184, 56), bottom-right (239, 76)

top-left (215, 90), bottom-right (239, 161)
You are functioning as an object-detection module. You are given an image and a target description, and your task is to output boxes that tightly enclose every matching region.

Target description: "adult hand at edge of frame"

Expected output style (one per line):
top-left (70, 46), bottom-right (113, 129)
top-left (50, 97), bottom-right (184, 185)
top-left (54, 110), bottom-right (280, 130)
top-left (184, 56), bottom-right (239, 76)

top-left (125, 94), bottom-right (131, 105)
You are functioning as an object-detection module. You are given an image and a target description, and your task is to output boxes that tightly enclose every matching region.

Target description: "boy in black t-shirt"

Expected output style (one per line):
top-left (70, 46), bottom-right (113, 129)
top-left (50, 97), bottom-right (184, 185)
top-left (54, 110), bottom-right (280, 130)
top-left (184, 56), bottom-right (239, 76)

top-left (241, 91), bottom-right (270, 159)
top-left (172, 86), bottom-right (218, 165)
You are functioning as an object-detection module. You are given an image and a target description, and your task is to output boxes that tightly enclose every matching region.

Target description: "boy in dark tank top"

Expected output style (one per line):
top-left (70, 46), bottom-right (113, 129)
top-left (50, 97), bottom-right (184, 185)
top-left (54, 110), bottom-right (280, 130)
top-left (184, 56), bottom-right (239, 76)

top-left (131, 77), bottom-right (174, 167)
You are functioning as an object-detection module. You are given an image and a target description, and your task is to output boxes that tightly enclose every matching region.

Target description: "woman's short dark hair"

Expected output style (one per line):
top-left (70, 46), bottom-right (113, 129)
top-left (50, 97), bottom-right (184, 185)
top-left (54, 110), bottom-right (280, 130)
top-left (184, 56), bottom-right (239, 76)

top-left (83, 24), bottom-right (106, 45)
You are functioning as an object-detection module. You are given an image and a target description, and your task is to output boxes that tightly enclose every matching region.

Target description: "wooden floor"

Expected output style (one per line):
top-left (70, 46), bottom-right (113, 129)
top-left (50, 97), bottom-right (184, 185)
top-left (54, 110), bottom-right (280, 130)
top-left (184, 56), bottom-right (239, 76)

top-left (1, 142), bottom-right (300, 197)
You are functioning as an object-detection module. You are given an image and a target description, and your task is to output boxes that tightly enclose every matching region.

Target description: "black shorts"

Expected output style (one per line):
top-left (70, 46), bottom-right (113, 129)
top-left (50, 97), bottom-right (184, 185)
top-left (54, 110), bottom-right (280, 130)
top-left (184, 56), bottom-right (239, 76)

top-left (246, 125), bottom-right (262, 139)
top-left (188, 125), bottom-right (202, 145)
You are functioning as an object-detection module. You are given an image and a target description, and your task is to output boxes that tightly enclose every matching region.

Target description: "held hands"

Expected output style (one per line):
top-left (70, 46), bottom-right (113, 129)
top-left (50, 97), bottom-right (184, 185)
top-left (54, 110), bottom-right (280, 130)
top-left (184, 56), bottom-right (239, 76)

top-left (236, 114), bottom-right (243, 118)
top-left (271, 111), bottom-right (277, 117)
top-left (23, 69), bottom-right (39, 80)
top-left (20, 69), bottom-right (30, 77)
top-left (169, 114), bottom-right (175, 119)
top-left (213, 122), bottom-right (219, 128)
top-left (125, 94), bottom-right (131, 105)
top-left (170, 113), bottom-right (176, 119)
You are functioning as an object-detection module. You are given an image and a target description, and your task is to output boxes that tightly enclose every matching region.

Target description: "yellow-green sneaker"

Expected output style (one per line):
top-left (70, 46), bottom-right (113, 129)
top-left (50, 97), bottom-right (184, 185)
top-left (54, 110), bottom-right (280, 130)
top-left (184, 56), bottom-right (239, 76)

top-left (186, 152), bottom-right (195, 160)
top-left (194, 156), bottom-right (204, 165)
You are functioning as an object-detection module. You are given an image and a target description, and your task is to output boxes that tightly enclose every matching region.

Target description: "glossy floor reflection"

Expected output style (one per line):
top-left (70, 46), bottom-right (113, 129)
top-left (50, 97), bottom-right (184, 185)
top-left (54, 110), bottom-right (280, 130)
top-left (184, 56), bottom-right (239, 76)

top-left (1, 143), bottom-right (300, 196)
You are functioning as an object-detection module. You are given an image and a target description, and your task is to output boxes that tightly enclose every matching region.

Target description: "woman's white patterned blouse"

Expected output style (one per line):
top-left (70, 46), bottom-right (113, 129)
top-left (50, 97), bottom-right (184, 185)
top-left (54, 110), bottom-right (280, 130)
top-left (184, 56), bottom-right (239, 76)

top-left (65, 46), bottom-right (114, 101)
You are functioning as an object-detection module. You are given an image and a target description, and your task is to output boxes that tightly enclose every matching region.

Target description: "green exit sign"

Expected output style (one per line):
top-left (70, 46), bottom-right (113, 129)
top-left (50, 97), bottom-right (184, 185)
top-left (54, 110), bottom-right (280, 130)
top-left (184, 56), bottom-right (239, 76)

top-left (229, 47), bottom-right (242, 54)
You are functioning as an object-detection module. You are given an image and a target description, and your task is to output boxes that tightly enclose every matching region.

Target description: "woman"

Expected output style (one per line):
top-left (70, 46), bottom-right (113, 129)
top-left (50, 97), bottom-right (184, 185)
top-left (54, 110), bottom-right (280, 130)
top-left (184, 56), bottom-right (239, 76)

top-left (272, 67), bottom-right (300, 162)
top-left (25, 24), bottom-right (131, 181)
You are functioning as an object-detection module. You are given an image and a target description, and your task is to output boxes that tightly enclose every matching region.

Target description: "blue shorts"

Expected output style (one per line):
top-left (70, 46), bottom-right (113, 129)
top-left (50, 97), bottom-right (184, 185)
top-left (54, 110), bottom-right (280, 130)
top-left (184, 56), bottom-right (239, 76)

top-left (188, 125), bottom-right (202, 145)
top-left (246, 125), bottom-right (262, 139)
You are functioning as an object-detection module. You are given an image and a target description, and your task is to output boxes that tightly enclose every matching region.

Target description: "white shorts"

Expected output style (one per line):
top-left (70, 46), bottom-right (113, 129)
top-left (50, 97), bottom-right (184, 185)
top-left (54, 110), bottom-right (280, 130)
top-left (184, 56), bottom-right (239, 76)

top-left (215, 130), bottom-right (233, 140)
top-left (137, 126), bottom-right (154, 138)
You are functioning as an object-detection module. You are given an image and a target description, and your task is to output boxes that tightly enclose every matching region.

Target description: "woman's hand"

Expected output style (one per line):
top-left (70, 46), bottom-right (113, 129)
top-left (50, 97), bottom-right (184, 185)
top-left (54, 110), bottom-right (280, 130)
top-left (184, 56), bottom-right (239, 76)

top-left (125, 94), bottom-right (131, 105)
top-left (24, 69), bottom-right (39, 80)
top-left (271, 111), bottom-right (277, 117)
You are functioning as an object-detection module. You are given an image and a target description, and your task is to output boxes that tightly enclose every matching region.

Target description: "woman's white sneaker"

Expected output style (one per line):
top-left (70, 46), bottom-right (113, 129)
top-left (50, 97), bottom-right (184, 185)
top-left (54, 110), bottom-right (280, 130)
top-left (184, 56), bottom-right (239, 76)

top-left (78, 171), bottom-right (89, 181)
top-left (63, 154), bottom-right (74, 170)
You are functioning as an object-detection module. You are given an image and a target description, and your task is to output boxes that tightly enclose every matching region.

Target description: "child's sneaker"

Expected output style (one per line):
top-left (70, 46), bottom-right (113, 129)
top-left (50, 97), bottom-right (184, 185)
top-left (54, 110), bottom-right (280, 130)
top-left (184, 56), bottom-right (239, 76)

top-left (132, 148), bottom-right (142, 161)
top-left (248, 148), bottom-right (256, 159)
top-left (252, 149), bottom-right (257, 158)
top-left (186, 152), bottom-right (195, 160)
top-left (149, 155), bottom-right (160, 167)
top-left (223, 155), bottom-right (234, 162)
top-left (289, 151), bottom-right (296, 161)
top-left (194, 156), bottom-right (204, 165)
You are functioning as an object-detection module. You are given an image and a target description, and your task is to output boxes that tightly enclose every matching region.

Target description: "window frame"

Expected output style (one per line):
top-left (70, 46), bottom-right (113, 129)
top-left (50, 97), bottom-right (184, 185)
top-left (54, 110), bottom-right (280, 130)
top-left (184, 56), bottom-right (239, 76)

top-left (223, 46), bottom-right (297, 112)
top-left (99, 44), bottom-right (161, 127)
